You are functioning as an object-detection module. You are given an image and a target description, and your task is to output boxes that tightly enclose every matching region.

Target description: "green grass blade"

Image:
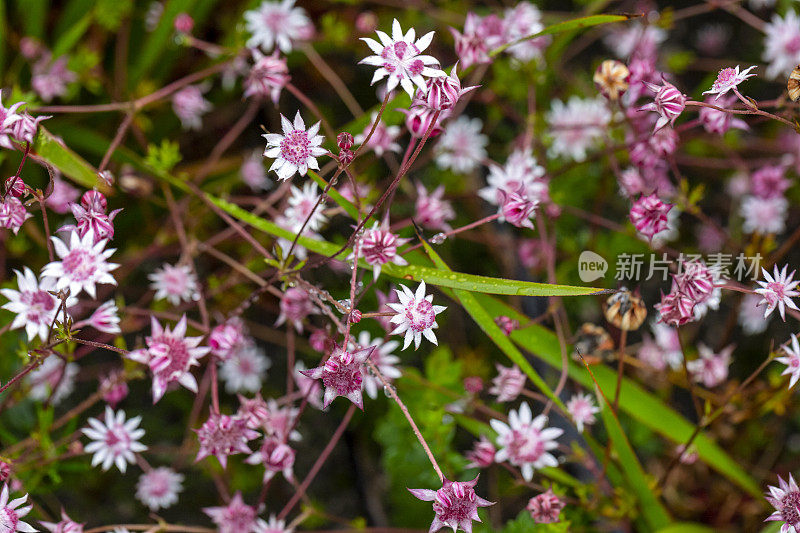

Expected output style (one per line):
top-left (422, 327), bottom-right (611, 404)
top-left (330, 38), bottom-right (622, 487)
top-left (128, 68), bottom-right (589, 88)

top-left (30, 127), bottom-right (104, 190)
top-left (52, 12), bottom-right (92, 57)
top-left (130, 0), bottom-right (195, 85)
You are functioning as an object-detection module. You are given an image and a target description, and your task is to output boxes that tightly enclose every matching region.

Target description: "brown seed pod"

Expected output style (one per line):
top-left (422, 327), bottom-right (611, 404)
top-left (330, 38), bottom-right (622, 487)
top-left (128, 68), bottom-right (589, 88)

top-left (594, 59), bottom-right (630, 101)
top-left (603, 287), bottom-right (647, 331)
top-left (572, 323), bottom-right (615, 364)
top-left (788, 65), bottom-right (800, 101)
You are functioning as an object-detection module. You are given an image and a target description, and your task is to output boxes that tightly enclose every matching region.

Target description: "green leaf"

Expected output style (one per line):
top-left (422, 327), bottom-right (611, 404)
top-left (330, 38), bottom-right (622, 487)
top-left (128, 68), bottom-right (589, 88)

top-left (130, 0), bottom-right (196, 85)
top-left (490, 14), bottom-right (638, 57)
top-left (656, 524), bottom-right (717, 533)
top-left (30, 127), bottom-right (104, 190)
top-left (145, 139), bottom-right (183, 174)
top-left (16, 0), bottom-right (47, 39)
top-left (52, 12), bottom-right (92, 57)
top-left (474, 293), bottom-right (762, 498)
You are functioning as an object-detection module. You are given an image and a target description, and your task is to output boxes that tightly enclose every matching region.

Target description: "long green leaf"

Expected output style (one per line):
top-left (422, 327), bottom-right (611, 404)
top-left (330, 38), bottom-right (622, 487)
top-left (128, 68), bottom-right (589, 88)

top-left (130, 0), bottom-right (196, 85)
top-left (52, 12), bottom-right (93, 57)
top-left (490, 14), bottom-right (637, 57)
top-left (30, 127), bottom-right (104, 190)
top-left (656, 524), bottom-right (717, 533)
top-left (474, 293), bottom-right (762, 497)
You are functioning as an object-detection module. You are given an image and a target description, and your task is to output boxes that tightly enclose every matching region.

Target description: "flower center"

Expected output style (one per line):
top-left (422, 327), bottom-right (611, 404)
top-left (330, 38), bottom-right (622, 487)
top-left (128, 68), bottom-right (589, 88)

top-left (0, 507), bottom-right (19, 533)
top-left (280, 130), bottom-right (311, 166)
top-left (63, 249), bottom-right (97, 282)
top-left (507, 427), bottom-right (545, 464)
top-left (782, 492), bottom-right (800, 525)
top-left (105, 424), bottom-right (132, 453)
top-left (405, 298), bottom-right (435, 332)
top-left (713, 68), bottom-right (736, 90)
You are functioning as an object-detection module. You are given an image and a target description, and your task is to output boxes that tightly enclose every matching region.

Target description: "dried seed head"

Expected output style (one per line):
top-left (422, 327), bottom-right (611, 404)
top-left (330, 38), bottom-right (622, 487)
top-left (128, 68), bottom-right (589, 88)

top-left (604, 287), bottom-right (647, 331)
top-left (594, 59), bottom-right (630, 101)
top-left (572, 323), bottom-right (614, 363)
top-left (788, 64), bottom-right (800, 101)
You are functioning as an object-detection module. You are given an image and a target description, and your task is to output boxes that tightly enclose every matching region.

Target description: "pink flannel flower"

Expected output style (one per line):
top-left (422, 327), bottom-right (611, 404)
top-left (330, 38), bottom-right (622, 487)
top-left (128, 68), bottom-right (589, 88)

top-left (195, 413), bottom-right (259, 468)
top-left (81, 406), bottom-right (147, 473)
top-left (751, 165), bottom-right (790, 200)
top-left (400, 105), bottom-right (448, 138)
top-left (126, 316), bottom-right (210, 403)
top-left (703, 65), bottom-right (757, 99)
top-left (465, 436), bottom-right (496, 469)
top-left (415, 183), bottom-right (455, 231)
top-left (755, 265), bottom-right (800, 320)
top-left (254, 515), bottom-right (293, 533)
top-left (40, 509), bottom-right (83, 533)
top-left (435, 116), bottom-right (487, 174)
top-left (1, 267), bottom-right (73, 342)
top-left (203, 492), bottom-right (258, 533)
top-left (46, 177), bottom-right (80, 214)
top-left (488, 364), bottom-right (526, 402)
top-left (244, 0), bottom-right (313, 54)
top-left (245, 436), bottom-right (295, 482)
top-left (699, 94), bottom-right (749, 135)
top-left (171, 85), bottom-right (211, 130)
top-left (655, 288), bottom-right (696, 327)
top-left (136, 467), bottom-right (184, 511)
top-left (490, 402), bottom-right (563, 481)
top-left (629, 194), bottom-right (673, 241)
top-left (300, 343), bottom-right (376, 409)
top-left (31, 56), bottom-right (76, 102)
top-left (412, 63), bottom-right (478, 111)
top-left (360, 19), bottom-right (445, 98)
top-left (78, 300), bottom-right (121, 334)
top-left (148, 263), bottom-right (201, 305)
top-left (765, 473), bottom-right (800, 532)
top-left (7, 111), bottom-right (49, 147)
top-left (355, 222), bottom-right (410, 280)
top-left (261, 398), bottom-right (301, 441)
top-left (687, 344), bottom-right (733, 388)
top-left (275, 287), bottom-right (316, 333)
top-left (99, 370), bottom-right (128, 408)
top-left (675, 260), bottom-right (715, 304)
top-left (350, 331), bottom-right (401, 400)
top-left (387, 281), bottom-right (446, 350)
top-left (263, 111), bottom-right (326, 181)
top-left (527, 489), bottom-right (565, 524)
top-left (41, 229), bottom-right (119, 299)
top-left (566, 392), bottom-right (600, 433)
top-left (209, 317), bottom-right (248, 361)
top-left (449, 13), bottom-right (504, 69)
top-left (0, 197), bottom-right (31, 235)
top-left (0, 483), bottom-right (35, 533)
top-left (763, 10), bottom-right (800, 79)
top-left (244, 50), bottom-right (289, 104)
top-left (776, 334), bottom-right (800, 390)
top-left (640, 81), bottom-right (686, 130)
top-left (60, 195), bottom-right (121, 245)
top-left (294, 361), bottom-right (324, 409)
top-left (0, 95), bottom-right (23, 137)
top-left (498, 187), bottom-right (538, 229)
top-left (408, 476), bottom-right (493, 533)
top-left (353, 112), bottom-right (401, 156)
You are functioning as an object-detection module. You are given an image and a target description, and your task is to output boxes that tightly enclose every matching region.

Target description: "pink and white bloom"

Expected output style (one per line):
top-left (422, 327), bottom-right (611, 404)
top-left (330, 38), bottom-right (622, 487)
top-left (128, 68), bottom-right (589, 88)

top-left (449, 13), bottom-right (505, 69)
top-left (546, 96), bottom-right (610, 162)
top-left (79, 300), bottom-right (121, 334)
top-left (195, 413), bottom-right (259, 468)
top-left (0, 197), bottom-right (31, 234)
top-left (765, 473), bottom-right (800, 532)
top-left (299, 343), bottom-right (376, 409)
top-left (352, 331), bottom-right (401, 400)
top-left (209, 318), bottom-right (248, 361)
top-left (566, 392), bottom-right (599, 433)
top-left (751, 165), bottom-right (790, 200)
top-left (763, 10), bottom-right (800, 79)
top-left (490, 402), bottom-right (563, 481)
top-left (82, 406), bottom-right (147, 473)
top-left (479, 149), bottom-right (547, 208)
top-left (245, 436), bottom-right (295, 482)
top-left (412, 63), bottom-right (477, 111)
top-left (400, 106), bottom-right (448, 138)
top-left (171, 85), bottom-right (211, 130)
top-left (31, 56), bottom-right (76, 102)
top-left (0, 95), bottom-right (23, 138)
top-left (355, 223), bottom-right (410, 280)
top-left (755, 265), bottom-right (800, 321)
top-left (136, 467), bottom-right (184, 511)
top-left (488, 364), bottom-right (526, 403)
top-left (40, 509), bottom-right (83, 533)
top-left (1, 267), bottom-right (74, 341)
top-left (503, 2), bottom-right (549, 63)
top-left (741, 195), bottom-right (788, 235)
top-left (408, 476), bottom-right (493, 533)
top-left (415, 183), bottom-right (455, 232)
top-left (203, 492), bottom-right (258, 533)
top-left (254, 516), bottom-right (293, 533)
top-left (61, 190), bottom-right (121, 244)
top-left (244, 50), bottom-right (289, 103)
top-left (629, 194), bottom-right (673, 241)
top-left (655, 287), bottom-right (697, 327)
top-left (527, 488), bottom-right (565, 524)
top-left (687, 344), bottom-right (733, 388)
top-left (435, 116), bottom-right (487, 174)
top-left (127, 316), bottom-right (210, 403)
top-left (220, 343), bottom-right (271, 393)
top-left (285, 182), bottom-right (327, 232)
top-left (353, 113), bottom-right (401, 156)
top-left (739, 293), bottom-right (771, 335)
top-left (148, 263), bottom-right (201, 305)
top-left (41, 230), bottom-right (118, 299)
top-left (360, 19), bottom-right (445, 98)
top-left (275, 287), bottom-right (316, 333)
top-left (699, 94), bottom-right (749, 135)
top-left (244, 0), bottom-right (313, 54)
top-left (294, 360), bottom-right (323, 409)
top-left (777, 334), bottom-right (800, 389)
top-left (387, 281), bottom-right (446, 350)
top-left (0, 483), bottom-right (35, 533)
top-left (640, 81), bottom-right (686, 130)
top-left (465, 436), bottom-right (496, 469)
top-left (241, 151), bottom-right (270, 192)
top-left (100, 370), bottom-right (128, 408)
top-left (703, 65), bottom-right (757, 99)
top-left (260, 397), bottom-right (301, 441)
top-left (263, 111), bottom-right (326, 181)
top-left (27, 357), bottom-right (78, 405)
